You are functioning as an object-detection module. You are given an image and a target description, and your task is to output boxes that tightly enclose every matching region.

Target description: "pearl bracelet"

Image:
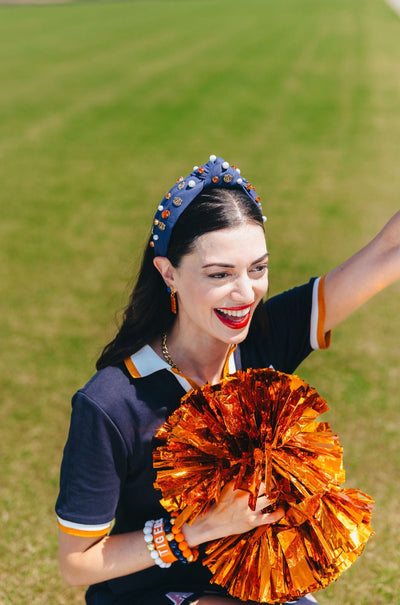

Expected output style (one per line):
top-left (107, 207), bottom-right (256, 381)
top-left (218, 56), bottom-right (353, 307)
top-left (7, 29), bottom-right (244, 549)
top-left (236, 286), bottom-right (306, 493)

top-left (142, 519), bottom-right (172, 569)
top-left (143, 516), bottom-right (199, 568)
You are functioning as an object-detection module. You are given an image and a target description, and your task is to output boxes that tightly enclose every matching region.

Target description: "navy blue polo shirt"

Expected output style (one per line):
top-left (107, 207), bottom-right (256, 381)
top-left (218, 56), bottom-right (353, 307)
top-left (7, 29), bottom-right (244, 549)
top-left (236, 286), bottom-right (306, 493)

top-left (56, 277), bottom-right (329, 597)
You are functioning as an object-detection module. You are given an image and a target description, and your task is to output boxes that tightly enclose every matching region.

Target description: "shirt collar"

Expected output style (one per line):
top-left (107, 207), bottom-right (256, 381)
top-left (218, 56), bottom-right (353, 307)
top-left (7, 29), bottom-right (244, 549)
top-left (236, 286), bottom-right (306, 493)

top-left (124, 344), bottom-right (237, 393)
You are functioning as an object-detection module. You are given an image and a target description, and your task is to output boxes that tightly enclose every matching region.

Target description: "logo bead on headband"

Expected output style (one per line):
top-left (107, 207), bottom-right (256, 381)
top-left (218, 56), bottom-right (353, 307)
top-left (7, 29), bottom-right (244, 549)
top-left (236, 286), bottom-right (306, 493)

top-left (150, 155), bottom-right (267, 256)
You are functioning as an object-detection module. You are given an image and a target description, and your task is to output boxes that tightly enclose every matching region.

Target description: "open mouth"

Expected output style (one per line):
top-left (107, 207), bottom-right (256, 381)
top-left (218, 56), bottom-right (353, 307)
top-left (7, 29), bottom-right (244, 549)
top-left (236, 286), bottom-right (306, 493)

top-left (214, 305), bottom-right (253, 329)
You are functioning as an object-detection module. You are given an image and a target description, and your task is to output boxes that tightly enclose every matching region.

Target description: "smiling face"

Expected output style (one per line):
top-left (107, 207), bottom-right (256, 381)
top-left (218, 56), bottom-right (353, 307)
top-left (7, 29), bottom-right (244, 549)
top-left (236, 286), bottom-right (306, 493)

top-left (162, 223), bottom-right (269, 347)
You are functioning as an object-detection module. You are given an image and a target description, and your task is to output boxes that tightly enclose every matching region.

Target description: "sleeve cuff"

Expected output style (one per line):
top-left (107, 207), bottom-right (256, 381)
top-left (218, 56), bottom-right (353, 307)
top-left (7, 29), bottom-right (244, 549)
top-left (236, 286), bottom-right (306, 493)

top-left (310, 275), bottom-right (331, 350)
top-left (57, 516), bottom-right (112, 537)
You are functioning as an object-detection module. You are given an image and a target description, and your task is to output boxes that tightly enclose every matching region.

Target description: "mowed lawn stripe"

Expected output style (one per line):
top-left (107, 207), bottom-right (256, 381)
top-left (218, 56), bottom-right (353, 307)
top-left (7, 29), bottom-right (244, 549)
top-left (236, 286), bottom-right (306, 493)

top-left (0, 2), bottom-right (399, 604)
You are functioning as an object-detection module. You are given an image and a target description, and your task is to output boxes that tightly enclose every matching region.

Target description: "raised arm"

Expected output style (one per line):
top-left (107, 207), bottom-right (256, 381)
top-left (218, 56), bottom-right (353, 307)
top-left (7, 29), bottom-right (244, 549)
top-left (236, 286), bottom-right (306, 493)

top-left (323, 209), bottom-right (400, 332)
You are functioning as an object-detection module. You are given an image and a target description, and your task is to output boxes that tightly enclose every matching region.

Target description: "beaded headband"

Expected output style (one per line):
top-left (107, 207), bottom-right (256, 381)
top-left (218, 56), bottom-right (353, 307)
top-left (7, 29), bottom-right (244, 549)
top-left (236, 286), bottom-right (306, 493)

top-left (150, 154), bottom-right (266, 257)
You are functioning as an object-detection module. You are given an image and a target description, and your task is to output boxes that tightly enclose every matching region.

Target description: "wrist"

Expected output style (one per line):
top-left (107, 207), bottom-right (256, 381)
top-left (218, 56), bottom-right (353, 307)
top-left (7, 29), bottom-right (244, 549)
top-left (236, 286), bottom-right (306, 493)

top-left (143, 516), bottom-right (199, 566)
top-left (181, 517), bottom-right (213, 548)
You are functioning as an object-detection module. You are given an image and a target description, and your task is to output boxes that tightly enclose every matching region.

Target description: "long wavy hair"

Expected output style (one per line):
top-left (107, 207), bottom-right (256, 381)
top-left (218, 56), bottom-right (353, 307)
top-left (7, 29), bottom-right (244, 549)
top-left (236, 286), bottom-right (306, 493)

top-left (96, 187), bottom-right (266, 370)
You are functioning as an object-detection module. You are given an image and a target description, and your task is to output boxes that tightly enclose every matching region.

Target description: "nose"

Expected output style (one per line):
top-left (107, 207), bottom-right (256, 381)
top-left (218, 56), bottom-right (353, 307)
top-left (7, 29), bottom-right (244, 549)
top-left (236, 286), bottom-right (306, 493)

top-left (231, 274), bottom-right (255, 303)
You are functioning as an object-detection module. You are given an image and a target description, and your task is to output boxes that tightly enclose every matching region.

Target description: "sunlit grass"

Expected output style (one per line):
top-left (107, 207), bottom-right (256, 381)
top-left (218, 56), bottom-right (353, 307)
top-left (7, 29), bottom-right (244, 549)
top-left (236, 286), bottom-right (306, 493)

top-left (1, 1), bottom-right (399, 603)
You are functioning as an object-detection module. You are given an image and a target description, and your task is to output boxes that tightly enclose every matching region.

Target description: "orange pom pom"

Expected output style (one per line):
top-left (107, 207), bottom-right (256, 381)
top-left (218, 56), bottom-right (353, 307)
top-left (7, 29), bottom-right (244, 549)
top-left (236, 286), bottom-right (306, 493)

top-left (154, 367), bottom-right (374, 603)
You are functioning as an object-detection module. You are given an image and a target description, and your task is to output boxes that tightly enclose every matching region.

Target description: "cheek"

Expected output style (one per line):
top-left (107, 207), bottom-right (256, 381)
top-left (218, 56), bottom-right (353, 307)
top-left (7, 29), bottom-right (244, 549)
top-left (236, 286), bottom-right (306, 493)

top-left (190, 281), bottom-right (226, 304)
top-left (178, 282), bottom-right (216, 311)
top-left (255, 276), bottom-right (269, 299)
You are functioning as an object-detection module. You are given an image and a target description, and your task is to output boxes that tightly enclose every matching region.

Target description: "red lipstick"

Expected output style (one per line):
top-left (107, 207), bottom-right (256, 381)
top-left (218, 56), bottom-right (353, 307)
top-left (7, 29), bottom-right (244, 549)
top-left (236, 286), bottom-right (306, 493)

top-left (214, 304), bottom-right (252, 330)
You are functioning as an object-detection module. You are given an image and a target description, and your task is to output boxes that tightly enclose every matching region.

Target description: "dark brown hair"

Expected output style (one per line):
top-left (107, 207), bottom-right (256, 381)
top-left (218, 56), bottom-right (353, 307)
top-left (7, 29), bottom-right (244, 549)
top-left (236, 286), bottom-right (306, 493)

top-left (96, 188), bottom-right (265, 369)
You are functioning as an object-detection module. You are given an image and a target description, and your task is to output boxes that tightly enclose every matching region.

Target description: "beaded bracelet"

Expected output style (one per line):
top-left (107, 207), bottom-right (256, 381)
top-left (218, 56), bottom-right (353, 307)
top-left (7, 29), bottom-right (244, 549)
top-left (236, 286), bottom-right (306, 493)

top-left (164, 516), bottom-right (199, 564)
top-left (143, 519), bottom-right (172, 568)
top-left (142, 516), bottom-right (199, 567)
top-left (153, 518), bottom-right (178, 564)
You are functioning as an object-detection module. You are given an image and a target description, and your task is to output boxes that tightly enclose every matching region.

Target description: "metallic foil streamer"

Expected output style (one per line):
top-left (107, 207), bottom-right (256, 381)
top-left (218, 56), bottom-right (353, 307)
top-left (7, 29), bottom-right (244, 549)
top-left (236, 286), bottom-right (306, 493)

top-left (153, 368), bottom-right (374, 602)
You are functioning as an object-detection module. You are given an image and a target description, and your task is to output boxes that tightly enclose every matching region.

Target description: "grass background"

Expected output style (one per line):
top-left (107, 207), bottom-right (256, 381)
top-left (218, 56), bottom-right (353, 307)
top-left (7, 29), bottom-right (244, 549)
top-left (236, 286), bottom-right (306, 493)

top-left (1, 0), bottom-right (399, 603)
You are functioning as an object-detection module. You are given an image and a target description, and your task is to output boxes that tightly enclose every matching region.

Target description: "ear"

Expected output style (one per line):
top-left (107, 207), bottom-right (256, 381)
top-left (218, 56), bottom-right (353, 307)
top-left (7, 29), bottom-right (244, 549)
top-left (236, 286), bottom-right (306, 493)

top-left (153, 256), bottom-right (176, 289)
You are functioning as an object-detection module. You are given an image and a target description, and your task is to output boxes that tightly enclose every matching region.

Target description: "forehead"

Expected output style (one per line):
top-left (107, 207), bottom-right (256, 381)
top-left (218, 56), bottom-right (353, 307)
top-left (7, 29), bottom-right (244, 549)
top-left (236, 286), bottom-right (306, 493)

top-left (187, 224), bottom-right (267, 265)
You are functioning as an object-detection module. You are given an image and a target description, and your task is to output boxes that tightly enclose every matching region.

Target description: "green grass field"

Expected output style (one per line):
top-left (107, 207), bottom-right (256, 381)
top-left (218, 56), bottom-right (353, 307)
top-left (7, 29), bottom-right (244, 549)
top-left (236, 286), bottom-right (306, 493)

top-left (1, 0), bottom-right (399, 603)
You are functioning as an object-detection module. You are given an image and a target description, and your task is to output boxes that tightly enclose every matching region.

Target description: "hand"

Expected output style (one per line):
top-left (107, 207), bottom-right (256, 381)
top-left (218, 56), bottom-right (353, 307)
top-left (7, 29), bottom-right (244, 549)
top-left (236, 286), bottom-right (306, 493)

top-left (182, 480), bottom-right (285, 547)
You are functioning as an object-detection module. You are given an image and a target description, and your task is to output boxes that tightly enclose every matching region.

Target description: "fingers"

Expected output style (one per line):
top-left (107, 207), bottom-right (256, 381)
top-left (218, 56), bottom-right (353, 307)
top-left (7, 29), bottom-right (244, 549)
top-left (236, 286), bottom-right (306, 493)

top-left (219, 479), bottom-right (239, 501)
top-left (263, 506), bottom-right (285, 524)
top-left (250, 505), bottom-right (285, 529)
top-left (255, 482), bottom-right (272, 513)
top-left (218, 481), bottom-right (285, 528)
top-left (255, 494), bottom-right (270, 513)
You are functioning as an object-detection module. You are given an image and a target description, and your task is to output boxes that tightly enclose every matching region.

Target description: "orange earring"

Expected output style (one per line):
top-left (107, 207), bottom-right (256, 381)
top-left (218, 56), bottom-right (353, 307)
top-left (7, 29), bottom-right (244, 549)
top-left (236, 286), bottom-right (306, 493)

top-left (167, 286), bottom-right (177, 314)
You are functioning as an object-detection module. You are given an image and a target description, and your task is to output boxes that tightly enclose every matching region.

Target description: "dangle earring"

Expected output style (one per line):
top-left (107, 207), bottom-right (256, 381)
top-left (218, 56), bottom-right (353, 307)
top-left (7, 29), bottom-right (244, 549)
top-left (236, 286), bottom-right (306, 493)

top-left (167, 286), bottom-right (177, 314)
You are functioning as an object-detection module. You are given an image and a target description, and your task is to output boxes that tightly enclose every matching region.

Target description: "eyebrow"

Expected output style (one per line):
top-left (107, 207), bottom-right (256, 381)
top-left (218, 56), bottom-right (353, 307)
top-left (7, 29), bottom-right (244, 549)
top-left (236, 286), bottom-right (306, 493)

top-left (202, 252), bottom-right (269, 269)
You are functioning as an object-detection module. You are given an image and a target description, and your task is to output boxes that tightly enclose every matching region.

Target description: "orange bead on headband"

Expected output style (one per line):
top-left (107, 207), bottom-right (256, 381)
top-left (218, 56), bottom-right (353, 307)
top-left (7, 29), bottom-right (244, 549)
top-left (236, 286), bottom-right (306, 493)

top-left (150, 155), bottom-right (266, 256)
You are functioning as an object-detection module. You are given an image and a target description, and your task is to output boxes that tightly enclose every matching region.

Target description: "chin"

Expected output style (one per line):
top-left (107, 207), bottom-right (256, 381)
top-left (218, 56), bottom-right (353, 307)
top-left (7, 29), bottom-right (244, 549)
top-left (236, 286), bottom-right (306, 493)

top-left (219, 325), bottom-right (251, 345)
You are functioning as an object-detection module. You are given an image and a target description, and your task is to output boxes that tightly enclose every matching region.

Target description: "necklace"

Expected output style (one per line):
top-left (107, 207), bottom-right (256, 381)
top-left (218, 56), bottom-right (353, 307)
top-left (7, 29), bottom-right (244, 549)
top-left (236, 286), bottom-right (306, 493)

top-left (161, 332), bottom-right (180, 371)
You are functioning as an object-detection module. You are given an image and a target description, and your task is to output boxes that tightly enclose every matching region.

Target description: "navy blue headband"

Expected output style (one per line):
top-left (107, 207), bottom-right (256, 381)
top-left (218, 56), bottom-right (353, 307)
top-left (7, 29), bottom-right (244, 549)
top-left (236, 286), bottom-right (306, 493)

top-left (150, 155), bottom-right (266, 257)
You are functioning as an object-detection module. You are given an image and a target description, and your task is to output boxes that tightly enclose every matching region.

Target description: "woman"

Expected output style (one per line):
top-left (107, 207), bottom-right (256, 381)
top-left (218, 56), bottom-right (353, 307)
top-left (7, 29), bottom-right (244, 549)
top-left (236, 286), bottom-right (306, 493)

top-left (56, 155), bottom-right (400, 605)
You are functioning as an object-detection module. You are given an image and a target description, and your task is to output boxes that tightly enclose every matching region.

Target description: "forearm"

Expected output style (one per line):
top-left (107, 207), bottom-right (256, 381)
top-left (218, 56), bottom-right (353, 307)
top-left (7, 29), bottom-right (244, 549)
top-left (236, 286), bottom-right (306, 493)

top-left (324, 210), bottom-right (400, 332)
top-left (59, 529), bottom-right (153, 587)
top-left (59, 520), bottom-right (215, 587)
top-left (59, 482), bottom-right (285, 587)
top-left (376, 209), bottom-right (400, 285)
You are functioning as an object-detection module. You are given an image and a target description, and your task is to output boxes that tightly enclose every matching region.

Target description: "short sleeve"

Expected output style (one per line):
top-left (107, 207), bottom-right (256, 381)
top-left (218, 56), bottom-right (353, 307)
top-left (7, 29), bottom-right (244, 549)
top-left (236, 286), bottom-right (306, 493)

top-left (55, 391), bottom-right (128, 537)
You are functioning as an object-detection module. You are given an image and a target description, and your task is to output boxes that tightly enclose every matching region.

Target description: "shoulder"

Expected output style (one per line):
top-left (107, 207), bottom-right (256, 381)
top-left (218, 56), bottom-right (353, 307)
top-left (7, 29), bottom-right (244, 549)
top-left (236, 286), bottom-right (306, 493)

top-left (74, 364), bottom-right (134, 414)
top-left (72, 360), bottom-right (186, 427)
top-left (70, 364), bottom-right (158, 433)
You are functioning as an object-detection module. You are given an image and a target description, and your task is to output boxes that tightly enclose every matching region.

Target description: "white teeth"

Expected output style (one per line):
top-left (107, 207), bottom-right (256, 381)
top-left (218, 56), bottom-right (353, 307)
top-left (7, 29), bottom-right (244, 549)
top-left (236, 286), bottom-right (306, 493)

top-left (217, 308), bottom-right (249, 318)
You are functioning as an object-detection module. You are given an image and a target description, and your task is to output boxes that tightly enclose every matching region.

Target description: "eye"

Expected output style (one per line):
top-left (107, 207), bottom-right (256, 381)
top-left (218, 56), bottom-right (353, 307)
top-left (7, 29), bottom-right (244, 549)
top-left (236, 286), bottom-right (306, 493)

top-left (250, 264), bottom-right (268, 275)
top-left (208, 272), bottom-right (230, 279)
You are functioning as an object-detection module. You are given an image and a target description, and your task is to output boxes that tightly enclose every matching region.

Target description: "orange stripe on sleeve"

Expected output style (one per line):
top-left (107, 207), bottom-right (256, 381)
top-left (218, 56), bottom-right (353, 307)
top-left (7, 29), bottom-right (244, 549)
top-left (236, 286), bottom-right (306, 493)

top-left (57, 521), bottom-right (111, 538)
top-left (317, 275), bottom-right (331, 349)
